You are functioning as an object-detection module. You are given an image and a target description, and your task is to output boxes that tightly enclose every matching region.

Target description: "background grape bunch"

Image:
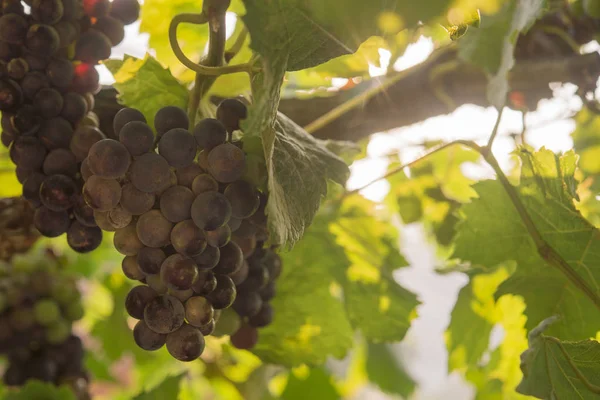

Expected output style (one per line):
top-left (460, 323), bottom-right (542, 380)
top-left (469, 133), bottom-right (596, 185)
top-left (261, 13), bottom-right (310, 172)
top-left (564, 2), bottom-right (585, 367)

top-left (0, 248), bottom-right (89, 399)
top-left (81, 98), bottom-right (282, 361)
top-left (0, 0), bottom-right (140, 254)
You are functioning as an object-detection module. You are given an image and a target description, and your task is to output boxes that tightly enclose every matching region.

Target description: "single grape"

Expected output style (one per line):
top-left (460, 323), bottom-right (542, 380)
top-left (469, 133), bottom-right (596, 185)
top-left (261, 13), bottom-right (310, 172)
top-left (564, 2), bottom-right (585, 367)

top-left (119, 120), bottom-right (154, 156)
top-left (39, 174), bottom-right (77, 211)
top-left (67, 221), bottom-right (102, 253)
top-left (110, 0), bottom-right (141, 25)
top-left (165, 323), bottom-right (205, 361)
top-left (170, 219), bottom-right (207, 257)
top-left (11, 104), bottom-right (41, 135)
top-left (207, 143), bottom-right (246, 183)
top-left (224, 180), bottom-right (260, 218)
top-left (169, 288), bottom-right (193, 303)
top-left (137, 210), bottom-right (173, 248)
top-left (46, 58), bottom-right (74, 89)
top-left (146, 273), bottom-right (168, 294)
top-left (229, 260), bottom-right (249, 285)
top-left (0, 79), bottom-right (22, 111)
top-left (15, 166), bottom-right (31, 183)
top-left (137, 247), bottom-right (166, 275)
top-left (197, 150), bottom-right (209, 170)
top-left (26, 24), bottom-right (60, 57)
top-left (120, 183), bottom-right (155, 215)
top-left (10, 136), bottom-right (46, 170)
top-left (263, 251), bottom-right (282, 280)
top-left (93, 16), bottom-right (125, 46)
top-left (7, 58), bottom-right (29, 80)
top-left (113, 107), bottom-right (146, 136)
top-left (114, 223), bottom-right (144, 256)
top-left (232, 234), bottom-right (257, 258)
top-left (175, 163), bottom-right (203, 188)
top-left (23, 51), bottom-right (48, 72)
top-left (34, 206), bottom-right (70, 237)
top-left (42, 148), bottom-right (78, 177)
top-left (122, 256), bottom-right (145, 280)
top-left (64, 302), bottom-right (85, 321)
top-left (93, 210), bottom-right (117, 231)
top-left (185, 296), bottom-right (214, 328)
top-left (158, 128), bottom-right (197, 168)
top-left (34, 88), bottom-right (63, 118)
top-left (70, 125), bottom-right (105, 161)
top-left (130, 152), bottom-right (172, 193)
top-left (234, 219), bottom-right (258, 238)
top-left (191, 191), bottom-right (232, 231)
top-left (248, 303), bottom-right (273, 328)
top-left (39, 117), bottom-right (73, 150)
top-left (133, 320), bottom-right (166, 351)
top-left (72, 63), bottom-right (100, 94)
top-left (191, 173), bottom-right (218, 195)
top-left (205, 225), bottom-right (231, 248)
top-left (126, 285), bottom-right (159, 319)
top-left (0, 14), bottom-right (28, 44)
top-left (237, 265), bottom-right (269, 293)
top-left (22, 173), bottom-right (46, 207)
top-left (193, 118), bottom-right (226, 151)
top-left (232, 291), bottom-right (262, 318)
top-left (87, 138), bottom-right (131, 179)
top-left (198, 319), bottom-right (215, 336)
top-left (32, 0), bottom-right (64, 23)
top-left (47, 319), bottom-right (71, 344)
top-left (160, 254), bottom-right (199, 291)
top-left (207, 274), bottom-right (236, 309)
top-left (230, 323), bottom-right (259, 350)
top-left (213, 242), bottom-right (243, 275)
top-left (154, 106), bottom-right (188, 136)
top-left (259, 281), bottom-right (276, 301)
top-left (75, 30), bottom-right (111, 64)
top-left (192, 246), bottom-right (220, 270)
top-left (83, 175), bottom-right (121, 211)
top-left (61, 93), bottom-right (87, 123)
top-left (144, 294), bottom-right (185, 334)
top-left (191, 270), bottom-right (217, 296)
top-left (108, 205), bottom-right (132, 229)
top-left (228, 217), bottom-right (242, 232)
top-left (216, 98), bottom-right (247, 133)
top-left (33, 299), bottom-right (61, 326)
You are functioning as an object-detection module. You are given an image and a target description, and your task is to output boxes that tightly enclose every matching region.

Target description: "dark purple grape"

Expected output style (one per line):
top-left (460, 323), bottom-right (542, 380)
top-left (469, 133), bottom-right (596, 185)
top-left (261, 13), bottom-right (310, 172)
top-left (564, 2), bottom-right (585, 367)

top-left (0, 14), bottom-right (28, 44)
top-left (192, 246), bottom-right (220, 270)
top-left (34, 88), bottom-right (63, 118)
top-left (108, 205), bottom-right (132, 229)
top-left (229, 261), bottom-right (248, 285)
top-left (113, 107), bottom-right (145, 136)
top-left (198, 319), bottom-right (215, 336)
top-left (144, 295), bottom-right (185, 334)
top-left (158, 128), bottom-right (196, 168)
top-left (94, 209), bottom-right (117, 231)
top-left (110, 0), bottom-right (140, 25)
top-left (39, 174), bottom-right (77, 211)
top-left (193, 118), bottom-right (227, 151)
top-left (213, 242), bottom-right (243, 275)
top-left (264, 251), bottom-right (282, 280)
top-left (21, 71), bottom-right (49, 100)
top-left (75, 30), bottom-right (111, 64)
top-left (160, 254), bottom-right (198, 291)
top-left (22, 172), bottom-right (46, 207)
top-left (205, 225), bottom-right (231, 248)
top-left (136, 210), bottom-right (173, 248)
top-left (207, 275), bottom-right (236, 309)
top-left (216, 98), bottom-right (247, 133)
top-left (137, 247), bottom-right (166, 275)
top-left (87, 138), bottom-right (131, 178)
top-left (10, 136), bottom-right (46, 170)
top-left (130, 152), bottom-right (172, 193)
top-left (34, 206), bottom-right (70, 237)
top-left (191, 191), bottom-right (232, 231)
top-left (93, 16), bottom-right (125, 46)
top-left (113, 223), bottom-right (144, 256)
top-left (224, 180), bottom-right (260, 218)
top-left (184, 296), bottom-right (214, 328)
top-left (154, 106), bottom-right (188, 136)
top-left (47, 58), bottom-right (74, 89)
top-left (126, 285), bottom-right (158, 319)
top-left (73, 196), bottom-right (96, 227)
top-left (7, 58), bottom-right (29, 80)
top-left (42, 148), bottom-right (78, 176)
top-left (237, 265), bottom-right (269, 293)
top-left (32, 0), bottom-right (64, 24)
top-left (133, 320), bottom-right (166, 351)
top-left (67, 221), bottom-right (102, 253)
top-left (83, 175), bottom-right (121, 211)
top-left (122, 255), bottom-right (145, 280)
top-left (160, 185), bottom-right (194, 223)
top-left (170, 219), bottom-right (207, 257)
top-left (39, 117), bottom-right (73, 150)
top-left (207, 143), bottom-right (245, 183)
top-left (120, 183), bottom-right (155, 215)
top-left (61, 93), bottom-right (87, 123)
top-left (249, 303), bottom-right (273, 328)
top-left (70, 125), bottom-right (105, 161)
top-left (119, 120), bottom-right (154, 156)
top-left (232, 291), bottom-right (262, 318)
top-left (165, 323), bottom-right (204, 361)
top-left (26, 24), bottom-right (60, 57)
top-left (191, 173), bottom-right (218, 195)
top-left (230, 324), bottom-right (258, 350)
top-left (175, 163), bottom-right (203, 188)
top-left (72, 63), bottom-right (99, 93)
top-left (191, 270), bottom-right (217, 296)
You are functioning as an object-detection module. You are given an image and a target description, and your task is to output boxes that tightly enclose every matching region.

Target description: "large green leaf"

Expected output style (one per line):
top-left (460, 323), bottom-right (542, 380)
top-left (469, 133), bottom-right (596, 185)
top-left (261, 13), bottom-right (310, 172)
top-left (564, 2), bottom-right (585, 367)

top-left (517, 317), bottom-right (600, 399)
top-left (453, 148), bottom-right (600, 340)
top-left (366, 342), bottom-right (415, 397)
top-left (280, 368), bottom-right (341, 400)
top-left (242, 0), bottom-right (453, 71)
top-left (265, 113), bottom-right (349, 246)
top-left (105, 55), bottom-right (189, 128)
top-left (458, 0), bottom-right (544, 107)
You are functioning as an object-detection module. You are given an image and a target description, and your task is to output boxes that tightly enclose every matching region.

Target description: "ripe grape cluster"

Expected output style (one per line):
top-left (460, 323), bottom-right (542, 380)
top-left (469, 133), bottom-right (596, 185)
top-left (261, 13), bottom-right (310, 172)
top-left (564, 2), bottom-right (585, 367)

top-left (0, 0), bottom-right (140, 253)
top-left (84, 98), bottom-right (281, 361)
top-left (0, 249), bottom-right (89, 399)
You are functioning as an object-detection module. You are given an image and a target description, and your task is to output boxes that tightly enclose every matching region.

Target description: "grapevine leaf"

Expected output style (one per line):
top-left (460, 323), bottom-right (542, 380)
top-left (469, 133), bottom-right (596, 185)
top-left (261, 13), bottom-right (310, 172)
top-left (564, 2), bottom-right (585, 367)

top-left (517, 317), bottom-right (600, 399)
top-left (242, 0), bottom-right (454, 71)
top-left (132, 373), bottom-right (185, 400)
top-left (104, 55), bottom-right (189, 127)
top-left (266, 113), bottom-right (349, 246)
top-left (458, 0), bottom-right (544, 107)
top-left (453, 148), bottom-right (600, 339)
top-left (366, 342), bottom-right (415, 397)
top-left (280, 367), bottom-right (341, 400)
top-left (4, 381), bottom-right (76, 400)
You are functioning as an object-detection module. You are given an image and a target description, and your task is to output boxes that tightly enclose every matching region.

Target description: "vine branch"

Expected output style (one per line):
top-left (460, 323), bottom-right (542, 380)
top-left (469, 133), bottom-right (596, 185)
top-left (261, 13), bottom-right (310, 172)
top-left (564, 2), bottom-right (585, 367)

top-left (485, 106), bottom-right (505, 149)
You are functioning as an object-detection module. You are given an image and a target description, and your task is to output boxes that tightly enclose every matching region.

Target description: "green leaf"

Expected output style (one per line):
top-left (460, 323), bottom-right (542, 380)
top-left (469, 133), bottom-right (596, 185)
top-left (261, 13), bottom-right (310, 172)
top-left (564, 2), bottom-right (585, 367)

top-left (453, 148), bottom-right (600, 339)
top-left (242, 0), bottom-right (453, 71)
top-left (281, 367), bottom-right (341, 400)
top-left (0, 144), bottom-right (21, 198)
top-left (397, 196), bottom-right (423, 224)
top-left (517, 316), bottom-right (600, 399)
top-left (133, 373), bottom-right (185, 400)
top-left (4, 381), bottom-right (76, 400)
top-left (105, 55), bottom-right (189, 127)
top-left (265, 113), bottom-right (349, 246)
top-left (458, 0), bottom-right (544, 107)
top-left (366, 342), bottom-right (415, 397)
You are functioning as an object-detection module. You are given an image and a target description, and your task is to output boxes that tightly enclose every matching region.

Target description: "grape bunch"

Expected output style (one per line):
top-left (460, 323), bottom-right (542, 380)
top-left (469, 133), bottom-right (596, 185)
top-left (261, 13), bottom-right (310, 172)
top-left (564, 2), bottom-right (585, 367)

top-left (0, 249), bottom-right (89, 399)
top-left (0, 197), bottom-right (39, 260)
top-left (83, 98), bottom-right (281, 360)
top-left (0, 0), bottom-right (140, 253)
